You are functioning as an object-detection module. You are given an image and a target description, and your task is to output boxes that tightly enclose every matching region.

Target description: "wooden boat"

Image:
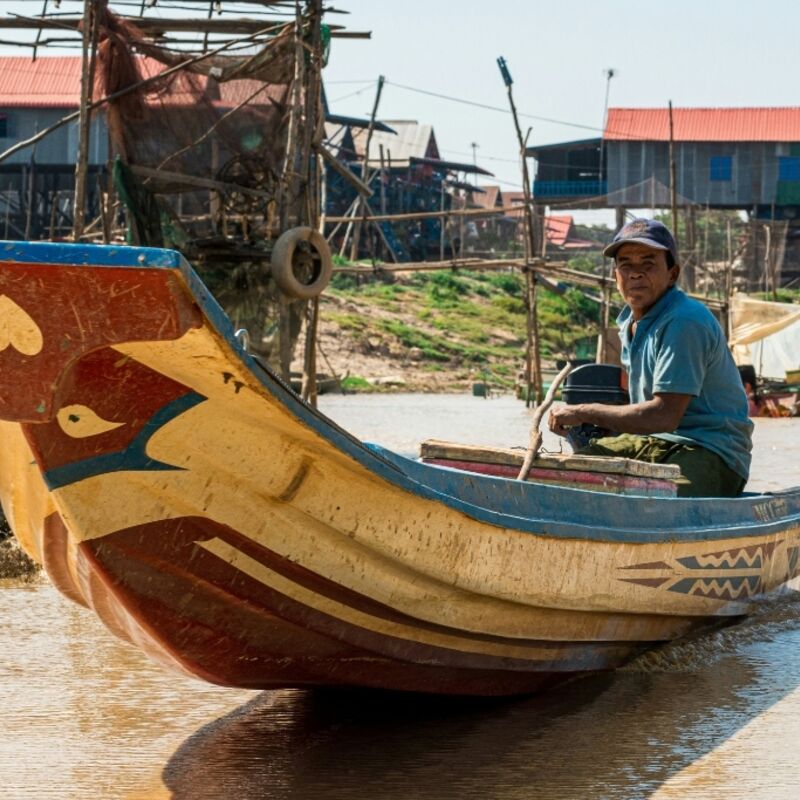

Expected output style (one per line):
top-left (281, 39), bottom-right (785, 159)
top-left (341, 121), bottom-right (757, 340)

top-left (2, 241), bottom-right (800, 696)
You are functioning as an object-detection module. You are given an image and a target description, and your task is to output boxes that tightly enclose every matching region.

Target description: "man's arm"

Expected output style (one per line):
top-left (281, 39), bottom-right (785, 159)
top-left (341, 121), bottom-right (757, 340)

top-left (548, 393), bottom-right (693, 437)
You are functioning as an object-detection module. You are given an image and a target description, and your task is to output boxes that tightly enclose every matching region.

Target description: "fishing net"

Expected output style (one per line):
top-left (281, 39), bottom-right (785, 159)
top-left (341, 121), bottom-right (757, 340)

top-left (93, 5), bottom-right (312, 364)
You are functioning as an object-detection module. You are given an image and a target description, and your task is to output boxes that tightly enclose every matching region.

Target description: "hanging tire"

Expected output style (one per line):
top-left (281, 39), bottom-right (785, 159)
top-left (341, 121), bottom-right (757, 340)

top-left (271, 226), bottom-right (333, 300)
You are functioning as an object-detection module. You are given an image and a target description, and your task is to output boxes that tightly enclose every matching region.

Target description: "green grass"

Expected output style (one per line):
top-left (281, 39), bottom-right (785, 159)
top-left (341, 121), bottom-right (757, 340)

top-left (325, 312), bottom-right (369, 332)
top-left (325, 268), bottom-right (602, 377)
top-left (341, 375), bottom-right (375, 392)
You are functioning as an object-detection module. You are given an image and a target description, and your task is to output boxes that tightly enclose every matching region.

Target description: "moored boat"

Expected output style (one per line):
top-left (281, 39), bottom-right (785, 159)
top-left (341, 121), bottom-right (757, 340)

top-left (2, 241), bottom-right (800, 696)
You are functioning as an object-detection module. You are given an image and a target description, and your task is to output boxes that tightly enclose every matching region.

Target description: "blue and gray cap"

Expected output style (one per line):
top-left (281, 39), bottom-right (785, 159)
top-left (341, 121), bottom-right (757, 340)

top-left (603, 218), bottom-right (679, 264)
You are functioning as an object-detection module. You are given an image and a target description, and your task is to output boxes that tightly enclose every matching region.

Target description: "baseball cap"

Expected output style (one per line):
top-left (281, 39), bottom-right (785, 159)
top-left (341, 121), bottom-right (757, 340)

top-left (603, 218), bottom-right (679, 263)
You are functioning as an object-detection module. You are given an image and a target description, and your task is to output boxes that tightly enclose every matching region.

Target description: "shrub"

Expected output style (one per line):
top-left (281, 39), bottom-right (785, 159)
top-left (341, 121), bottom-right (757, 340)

top-left (487, 272), bottom-right (522, 296)
top-left (341, 375), bottom-right (374, 392)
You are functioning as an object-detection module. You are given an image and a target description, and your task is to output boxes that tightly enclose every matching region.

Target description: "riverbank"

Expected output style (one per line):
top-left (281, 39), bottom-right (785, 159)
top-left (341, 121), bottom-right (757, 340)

top-left (292, 269), bottom-right (601, 393)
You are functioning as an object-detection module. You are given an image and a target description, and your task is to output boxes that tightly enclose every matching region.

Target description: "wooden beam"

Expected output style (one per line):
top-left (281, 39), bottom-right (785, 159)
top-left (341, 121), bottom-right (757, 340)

top-left (324, 205), bottom-right (523, 224)
top-left (0, 15), bottom-right (350, 34)
top-left (129, 164), bottom-right (273, 198)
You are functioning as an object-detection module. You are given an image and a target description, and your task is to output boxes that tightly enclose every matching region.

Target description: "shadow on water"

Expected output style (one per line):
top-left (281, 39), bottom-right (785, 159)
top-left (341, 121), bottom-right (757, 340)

top-left (161, 597), bottom-right (800, 800)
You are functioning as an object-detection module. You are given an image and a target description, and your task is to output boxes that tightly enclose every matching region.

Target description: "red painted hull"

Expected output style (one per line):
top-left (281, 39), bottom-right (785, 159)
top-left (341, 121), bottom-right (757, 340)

top-left (43, 513), bottom-right (624, 695)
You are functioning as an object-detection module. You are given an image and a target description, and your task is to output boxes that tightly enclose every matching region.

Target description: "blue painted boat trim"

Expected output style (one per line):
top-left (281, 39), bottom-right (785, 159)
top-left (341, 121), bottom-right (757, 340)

top-left (45, 392), bottom-right (206, 490)
top-left (9, 240), bottom-right (800, 543)
top-left (0, 240), bottom-right (183, 269)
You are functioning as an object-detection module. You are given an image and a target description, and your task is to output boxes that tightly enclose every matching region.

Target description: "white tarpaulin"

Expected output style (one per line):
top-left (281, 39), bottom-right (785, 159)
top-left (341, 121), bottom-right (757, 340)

top-left (730, 293), bottom-right (800, 379)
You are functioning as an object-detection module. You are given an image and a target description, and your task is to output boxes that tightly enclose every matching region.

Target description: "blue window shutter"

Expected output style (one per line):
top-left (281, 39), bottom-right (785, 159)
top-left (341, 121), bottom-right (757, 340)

top-left (709, 156), bottom-right (732, 181)
top-left (779, 156), bottom-right (800, 182)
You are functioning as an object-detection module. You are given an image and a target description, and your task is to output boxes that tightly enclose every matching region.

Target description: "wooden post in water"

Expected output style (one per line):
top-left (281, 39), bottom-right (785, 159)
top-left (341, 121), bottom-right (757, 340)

top-left (73, 0), bottom-right (98, 240)
top-left (301, 297), bottom-right (319, 405)
top-left (497, 56), bottom-right (542, 404)
top-left (685, 204), bottom-right (697, 289)
top-left (668, 102), bottom-right (679, 247)
top-left (379, 144), bottom-right (387, 215)
top-left (300, 0), bottom-right (324, 406)
top-left (279, 4), bottom-right (305, 234)
top-left (3, 182), bottom-right (11, 239)
top-left (349, 75), bottom-right (384, 261)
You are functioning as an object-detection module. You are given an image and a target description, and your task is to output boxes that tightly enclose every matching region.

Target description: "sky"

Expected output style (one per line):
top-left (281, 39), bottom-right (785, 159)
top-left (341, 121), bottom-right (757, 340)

top-left (1, 0), bottom-right (799, 219)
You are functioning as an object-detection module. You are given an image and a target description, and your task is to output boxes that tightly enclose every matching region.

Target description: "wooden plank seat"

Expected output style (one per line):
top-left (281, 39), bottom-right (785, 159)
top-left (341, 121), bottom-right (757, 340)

top-left (419, 439), bottom-right (681, 497)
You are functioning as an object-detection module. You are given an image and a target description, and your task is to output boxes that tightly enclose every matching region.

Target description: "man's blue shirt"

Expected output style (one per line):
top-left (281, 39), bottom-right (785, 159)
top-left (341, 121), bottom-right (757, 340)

top-left (617, 287), bottom-right (753, 480)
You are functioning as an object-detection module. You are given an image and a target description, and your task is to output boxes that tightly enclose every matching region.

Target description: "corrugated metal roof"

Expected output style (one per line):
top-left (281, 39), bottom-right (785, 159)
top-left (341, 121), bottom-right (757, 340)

top-left (544, 215), bottom-right (573, 246)
top-left (605, 107), bottom-right (800, 142)
top-left (471, 184), bottom-right (501, 209)
top-left (215, 79), bottom-right (287, 108)
top-left (0, 56), bottom-right (85, 108)
top-left (0, 55), bottom-right (214, 108)
top-left (352, 120), bottom-right (437, 164)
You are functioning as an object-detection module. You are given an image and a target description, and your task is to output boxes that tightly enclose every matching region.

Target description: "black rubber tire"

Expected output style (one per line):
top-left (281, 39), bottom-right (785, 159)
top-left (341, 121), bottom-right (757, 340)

top-left (271, 226), bottom-right (333, 300)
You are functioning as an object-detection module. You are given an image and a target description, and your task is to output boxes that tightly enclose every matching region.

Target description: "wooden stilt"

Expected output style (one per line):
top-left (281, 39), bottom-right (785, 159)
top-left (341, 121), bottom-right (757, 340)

top-left (4, 182), bottom-right (12, 239)
top-left (349, 75), bottom-right (384, 261)
top-left (497, 56), bottom-right (543, 403)
top-left (73, 0), bottom-right (98, 240)
top-left (301, 296), bottom-right (319, 407)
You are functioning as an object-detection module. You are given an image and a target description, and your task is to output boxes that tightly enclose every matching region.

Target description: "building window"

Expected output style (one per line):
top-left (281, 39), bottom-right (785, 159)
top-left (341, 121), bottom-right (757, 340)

top-left (0, 115), bottom-right (7, 139)
top-left (779, 156), bottom-right (800, 182)
top-left (710, 156), bottom-right (732, 181)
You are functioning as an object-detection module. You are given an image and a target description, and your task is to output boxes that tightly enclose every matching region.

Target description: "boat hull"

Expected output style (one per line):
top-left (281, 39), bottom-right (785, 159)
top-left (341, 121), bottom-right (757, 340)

top-left (2, 241), bottom-right (800, 695)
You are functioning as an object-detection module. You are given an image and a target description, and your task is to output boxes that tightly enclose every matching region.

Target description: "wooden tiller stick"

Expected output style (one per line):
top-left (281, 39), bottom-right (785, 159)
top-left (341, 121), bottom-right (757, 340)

top-left (516, 362), bottom-right (573, 481)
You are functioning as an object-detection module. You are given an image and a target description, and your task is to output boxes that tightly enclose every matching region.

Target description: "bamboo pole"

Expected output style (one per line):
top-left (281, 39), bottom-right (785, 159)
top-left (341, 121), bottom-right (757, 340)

top-left (497, 56), bottom-right (542, 404)
top-left (349, 75), bottom-right (384, 261)
top-left (73, 0), bottom-right (97, 239)
top-left (379, 144), bottom-right (387, 215)
top-left (318, 151), bottom-right (327, 234)
top-left (48, 188), bottom-right (58, 239)
top-left (301, 296), bottom-right (319, 405)
top-left (324, 204), bottom-right (523, 225)
top-left (130, 164), bottom-right (276, 198)
top-left (301, 0), bottom-right (324, 406)
top-left (325, 195), bottom-right (358, 243)
top-left (278, 3), bottom-right (305, 234)
top-left (314, 143), bottom-right (373, 197)
top-left (24, 163), bottom-right (35, 240)
top-left (0, 15), bottom-right (351, 35)
top-left (668, 101), bottom-right (678, 244)
top-left (439, 180), bottom-right (445, 261)
top-left (3, 182), bottom-right (11, 238)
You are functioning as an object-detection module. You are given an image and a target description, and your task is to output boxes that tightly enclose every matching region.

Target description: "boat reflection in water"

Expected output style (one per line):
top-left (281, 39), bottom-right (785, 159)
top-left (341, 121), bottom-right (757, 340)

top-left (161, 597), bottom-right (800, 799)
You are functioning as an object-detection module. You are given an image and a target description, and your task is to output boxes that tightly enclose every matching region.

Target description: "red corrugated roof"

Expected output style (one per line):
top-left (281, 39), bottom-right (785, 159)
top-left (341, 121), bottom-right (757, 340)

top-left (544, 215), bottom-right (573, 246)
top-left (470, 184), bottom-right (502, 209)
top-left (605, 107), bottom-right (800, 142)
top-left (0, 55), bottom-right (214, 108)
top-left (0, 56), bottom-right (85, 108)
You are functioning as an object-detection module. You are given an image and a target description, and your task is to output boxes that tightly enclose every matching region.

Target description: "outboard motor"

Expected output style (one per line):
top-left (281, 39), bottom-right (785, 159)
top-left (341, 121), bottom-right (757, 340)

top-left (561, 364), bottom-right (629, 450)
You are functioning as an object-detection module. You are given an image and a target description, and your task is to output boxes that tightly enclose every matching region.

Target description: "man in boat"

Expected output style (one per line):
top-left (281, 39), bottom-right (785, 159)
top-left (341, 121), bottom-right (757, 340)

top-left (548, 218), bottom-right (753, 497)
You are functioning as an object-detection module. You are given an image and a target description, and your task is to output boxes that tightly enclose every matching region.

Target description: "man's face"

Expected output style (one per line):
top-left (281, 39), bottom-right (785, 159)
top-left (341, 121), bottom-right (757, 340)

top-left (614, 243), bottom-right (680, 319)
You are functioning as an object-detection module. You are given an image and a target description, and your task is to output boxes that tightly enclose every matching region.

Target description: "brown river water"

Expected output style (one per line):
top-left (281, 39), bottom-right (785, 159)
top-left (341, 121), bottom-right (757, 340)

top-left (3, 395), bottom-right (800, 800)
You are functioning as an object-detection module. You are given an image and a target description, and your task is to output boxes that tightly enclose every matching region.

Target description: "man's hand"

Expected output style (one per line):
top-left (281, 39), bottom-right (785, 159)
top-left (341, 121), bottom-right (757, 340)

top-left (548, 404), bottom-right (586, 437)
top-left (547, 393), bottom-right (693, 439)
